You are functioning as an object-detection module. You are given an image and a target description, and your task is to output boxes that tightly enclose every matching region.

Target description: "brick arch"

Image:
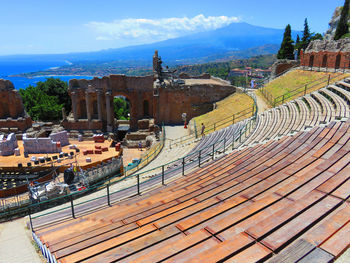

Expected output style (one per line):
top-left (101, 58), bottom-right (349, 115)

top-left (322, 54), bottom-right (328, 68)
top-left (111, 92), bottom-right (135, 129)
top-left (143, 100), bottom-right (150, 117)
top-left (335, 54), bottom-right (341, 69)
top-left (309, 54), bottom-right (314, 68)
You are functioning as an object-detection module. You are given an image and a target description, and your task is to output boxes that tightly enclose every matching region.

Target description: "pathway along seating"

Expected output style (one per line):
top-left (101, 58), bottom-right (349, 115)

top-left (244, 78), bottom-right (350, 146)
top-left (34, 118), bottom-right (350, 262)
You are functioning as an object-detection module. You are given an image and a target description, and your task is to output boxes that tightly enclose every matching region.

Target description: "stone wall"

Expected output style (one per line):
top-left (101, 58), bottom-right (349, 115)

top-left (49, 131), bottom-right (69, 147)
top-left (0, 133), bottom-right (18, 156)
top-left (300, 39), bottom-right (350, 69)
top-left (0, 79), bottom-right (32, 132)
top-left (270, 60), bottom-right (299, 80)
top-left (178, 73), bottom-right (211, 79)
top-left (23, 131), bottom-right (69, 154)
top-left (63, 74), bottom-right (235, 131)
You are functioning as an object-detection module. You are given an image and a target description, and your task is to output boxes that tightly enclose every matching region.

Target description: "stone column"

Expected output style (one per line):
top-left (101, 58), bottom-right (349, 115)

top-left (97, 91), bottom-right (103, 121)
top-left (71, 92), bottom-right (78, 121)
top-left (105, 92), bottom-right (112, 132)
top-left (85, 91), bottom-right (91, 122)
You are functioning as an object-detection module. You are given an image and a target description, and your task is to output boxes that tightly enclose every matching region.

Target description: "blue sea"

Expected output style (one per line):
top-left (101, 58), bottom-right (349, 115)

top-left (0, 60), bottom-right (94, 89)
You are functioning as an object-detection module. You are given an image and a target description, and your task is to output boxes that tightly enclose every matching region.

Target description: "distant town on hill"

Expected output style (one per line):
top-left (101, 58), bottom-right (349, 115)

top-left (3, 22), bottom-right (298, 78)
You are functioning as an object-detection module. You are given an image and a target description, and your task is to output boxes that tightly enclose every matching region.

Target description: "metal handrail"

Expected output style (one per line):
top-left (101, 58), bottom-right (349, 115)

top-left (259, 72), bottom-right (346, 108)
top-left (0, 115), bottom-right (257, 225)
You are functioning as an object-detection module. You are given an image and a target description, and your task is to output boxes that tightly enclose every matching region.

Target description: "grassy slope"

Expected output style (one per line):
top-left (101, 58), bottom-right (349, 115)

top-left (192, 92), bottom-right (254, 133)
top-left (260, 69), bottom-right (350, 104)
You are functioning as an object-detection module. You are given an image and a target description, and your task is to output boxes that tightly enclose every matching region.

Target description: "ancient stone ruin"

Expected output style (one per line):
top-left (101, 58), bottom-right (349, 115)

top-left (0, 79), bottom-right (32, 133)
top-left (63, 51), bottom-right (236, 134)
top-left (300, 38), bottom-right (350, 70)
top-left (270, 59), bottom-right (299, 80)
top-left (0, 133), bottom-right (18, 156)
top-left (23, 131), bottom-right (69, 154)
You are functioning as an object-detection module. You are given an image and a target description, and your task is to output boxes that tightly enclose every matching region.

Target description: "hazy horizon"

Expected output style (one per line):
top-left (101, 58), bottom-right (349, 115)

top-left (0, 0), bottom-right (344, 56)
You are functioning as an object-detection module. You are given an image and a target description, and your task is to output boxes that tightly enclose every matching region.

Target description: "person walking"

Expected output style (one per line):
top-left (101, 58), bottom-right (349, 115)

top-left (201, 123), bottom-right (205, 138)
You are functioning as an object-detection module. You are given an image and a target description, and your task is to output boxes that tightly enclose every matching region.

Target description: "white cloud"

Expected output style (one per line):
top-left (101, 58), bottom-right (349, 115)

top-left (87, 14), bottom-right (240, 42)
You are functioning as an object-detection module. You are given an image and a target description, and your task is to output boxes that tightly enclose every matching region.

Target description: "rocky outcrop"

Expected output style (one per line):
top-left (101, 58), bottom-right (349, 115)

top-left (305, 38), bottom-right (350, 53)
top-left (325, 6), bottom-right (350, 40)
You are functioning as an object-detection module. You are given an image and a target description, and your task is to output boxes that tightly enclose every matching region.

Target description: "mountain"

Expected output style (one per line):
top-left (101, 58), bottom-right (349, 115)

top-left (0, 22), bottom-right (300, 67)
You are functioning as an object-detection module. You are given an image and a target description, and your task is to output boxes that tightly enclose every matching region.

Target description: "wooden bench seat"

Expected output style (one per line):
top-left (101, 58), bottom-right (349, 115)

top-left (319, 220), bottom-right (350, 258)
top-left (35, 118), bottom-right (350, 263)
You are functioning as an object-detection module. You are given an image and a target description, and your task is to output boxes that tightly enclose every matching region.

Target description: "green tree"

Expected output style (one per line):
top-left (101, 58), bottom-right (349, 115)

top-left (295, 34), bottom-right (301, 58)
top-left (301, 18), bottom-right (311, 50)
top-left (335, 0), bottom-right (350, 40)
top-left (35, 78), bottom-right (71, 113)
top-left (113, 97), bottom-right (130, 120)
top-left (277, 24), bottom-right (294, 60)
top-left (310, 33), bottom-right (323, 41)
top-left (19, 78), bottom-right (70, 122)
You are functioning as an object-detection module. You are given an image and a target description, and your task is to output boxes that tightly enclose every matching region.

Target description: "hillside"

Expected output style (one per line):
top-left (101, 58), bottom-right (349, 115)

top-left (1, 22), bottom-right (300, 73)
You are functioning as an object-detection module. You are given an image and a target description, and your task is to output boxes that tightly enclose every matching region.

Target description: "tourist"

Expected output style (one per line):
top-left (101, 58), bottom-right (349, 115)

top-left (139, 141), bottom-right (142, 151)
top-left (201, 123), bottom-right (205, 138)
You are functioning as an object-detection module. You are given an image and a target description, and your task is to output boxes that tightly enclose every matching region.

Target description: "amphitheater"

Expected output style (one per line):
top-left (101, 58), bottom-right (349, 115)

top-left (1, 42), bottom-right (350, 261)
top-left (7, 63), bottom-right (345, 263)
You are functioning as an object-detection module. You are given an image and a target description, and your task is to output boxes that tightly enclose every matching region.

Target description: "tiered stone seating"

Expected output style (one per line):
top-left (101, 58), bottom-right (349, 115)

top-left (244, 81), bottom-right (350, 146)
top-left (34, 119), bottom-right (350, 262)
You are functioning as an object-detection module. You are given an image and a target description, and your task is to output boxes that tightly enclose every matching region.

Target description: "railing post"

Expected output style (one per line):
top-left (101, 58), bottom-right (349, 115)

top-left (282, 95), bottom-right (284, 104)
top-left (107, 184), bottom-right (111, 206)
top-left (273, 98), bottom-right (276, 107)
top-left (70, 195), bottom-right (75, 219)
top-left (137, 174), bottom-right (140, 195)
top-left (198, 150), bottom-right (201, 167)
top-left (214, 123), bottom-right (216, 131)
top-left (304, 85), bottom-right (307, 95)
top-left (162, 165), bottom-right (165, 185)
top-left (232, 114), bottom-right (235, 124)
top-left (182, 157), bottom-right (185, 176)
top-left (28, 207), bottom-right (34, 231)
top-left (327, 75), bottom-right (330, 86)
top-left (212, 144), bottom-right (215, 160)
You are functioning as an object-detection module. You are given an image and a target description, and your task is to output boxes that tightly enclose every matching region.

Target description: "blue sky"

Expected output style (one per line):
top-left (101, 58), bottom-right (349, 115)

top-left (0, 0), bottom-right (344, 55)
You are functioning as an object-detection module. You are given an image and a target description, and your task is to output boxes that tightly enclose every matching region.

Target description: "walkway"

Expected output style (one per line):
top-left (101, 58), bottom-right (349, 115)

top-left (137, 125), bottom-right (197, 174)
top-left (0, 218), bottom-right (42, 263)
top-left (254, 89), bottom-right (270, 114)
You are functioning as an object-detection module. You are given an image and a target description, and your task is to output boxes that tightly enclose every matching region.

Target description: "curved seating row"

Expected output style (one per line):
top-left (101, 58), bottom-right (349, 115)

top-left (244, 79), bottom-right (350, 146)
top-left (34, 118), bottom-right (350, 262)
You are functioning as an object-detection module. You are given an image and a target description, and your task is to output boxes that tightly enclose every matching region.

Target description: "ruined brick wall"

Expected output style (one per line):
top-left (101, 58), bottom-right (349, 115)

top-left (300, 39), bottom-right (350, 69)
top-left (63, 74), bottom-right (235, 131)
top-left (0, 79), bottom-right (32, 132)
top-left (157, 84), bottom-right (235, 125)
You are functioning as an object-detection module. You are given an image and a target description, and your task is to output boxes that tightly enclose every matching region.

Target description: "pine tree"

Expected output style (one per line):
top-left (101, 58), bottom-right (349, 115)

top-left (334, 0), bottom-right (350, 40)
top-left (301, 18), bottom-right (311, 50)
top-left (277, 24), bottom-right (295, 60)
top-left (295, 34), bottom-right (301, 58)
